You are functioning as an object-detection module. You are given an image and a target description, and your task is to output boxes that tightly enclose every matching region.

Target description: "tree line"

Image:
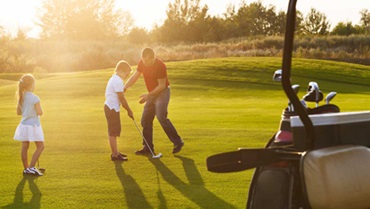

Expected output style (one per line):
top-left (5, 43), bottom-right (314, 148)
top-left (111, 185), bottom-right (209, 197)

top-left (15, 0), bottom-right (370, 43)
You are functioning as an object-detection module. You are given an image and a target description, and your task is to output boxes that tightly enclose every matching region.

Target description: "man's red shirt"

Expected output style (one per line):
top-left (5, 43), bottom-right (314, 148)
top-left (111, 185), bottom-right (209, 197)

top-left (137, 58), bottom-right (170, 92)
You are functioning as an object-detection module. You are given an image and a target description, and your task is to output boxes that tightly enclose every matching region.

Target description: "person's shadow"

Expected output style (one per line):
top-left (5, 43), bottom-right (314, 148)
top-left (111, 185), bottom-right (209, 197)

top-left (150, 156), bottom-right (237, 209)
top-left (2, 176), bottom-right (42, 209)
top-left (114, 162), bottom-right (153, 209)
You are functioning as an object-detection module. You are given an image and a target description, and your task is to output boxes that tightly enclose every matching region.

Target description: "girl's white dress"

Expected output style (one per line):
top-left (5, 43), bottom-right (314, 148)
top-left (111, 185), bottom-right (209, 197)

top-left (14, 124), bottom-right (44, 142)
top-left (14, 92), bottom-right (44, 142)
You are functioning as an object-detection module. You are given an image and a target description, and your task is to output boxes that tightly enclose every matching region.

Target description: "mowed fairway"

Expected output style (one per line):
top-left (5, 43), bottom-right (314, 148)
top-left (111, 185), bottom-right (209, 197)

top-left (1, 57), bottom-right (370, 208)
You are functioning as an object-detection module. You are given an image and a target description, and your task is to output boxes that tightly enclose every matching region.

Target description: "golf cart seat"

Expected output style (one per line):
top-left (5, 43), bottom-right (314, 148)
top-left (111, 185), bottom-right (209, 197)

top-left (301, 145), bottom-right (370, 209)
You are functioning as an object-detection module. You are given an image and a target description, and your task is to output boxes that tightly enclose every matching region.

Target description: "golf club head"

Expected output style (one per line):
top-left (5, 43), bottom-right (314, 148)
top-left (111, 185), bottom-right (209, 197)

top-left (303, 90), bottom-right (323, 102)
top-left (325, 91), bottom-right (337, 104)
top-left (286, 84), bottom-right (300, 112)
top-left (152, 153), bottom-right (163, 159)
top-left (292, 84), bottom-right (300, 94)
top-left (132, 119), bottom-right (162, 159)
top-left (39, 168), bottom-right (46, 173)
top-left (273, 69), bottom-right (282, 82)
top-left (307, 81), bottom-right (319, 92)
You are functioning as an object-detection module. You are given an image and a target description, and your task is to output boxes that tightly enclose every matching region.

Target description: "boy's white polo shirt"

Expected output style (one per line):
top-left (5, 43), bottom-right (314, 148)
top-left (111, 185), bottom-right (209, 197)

top-left (105, 74), bottom-right (124, 112)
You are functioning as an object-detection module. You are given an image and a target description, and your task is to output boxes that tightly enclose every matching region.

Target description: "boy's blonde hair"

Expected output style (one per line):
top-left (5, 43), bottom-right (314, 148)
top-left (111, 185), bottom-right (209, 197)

top-left (17, 74), bottom-right (36, 105)
top-left (115, 60), bottom-right (132, 74)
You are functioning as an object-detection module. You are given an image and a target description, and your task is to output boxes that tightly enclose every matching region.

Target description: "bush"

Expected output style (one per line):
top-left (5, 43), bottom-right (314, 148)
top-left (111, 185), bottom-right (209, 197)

top-left (1, 35), bottom-right (369, 73)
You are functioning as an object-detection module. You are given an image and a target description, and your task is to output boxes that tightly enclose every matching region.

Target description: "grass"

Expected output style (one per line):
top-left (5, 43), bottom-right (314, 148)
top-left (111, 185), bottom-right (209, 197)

top-left (1, 57), bottom-right (370, 208)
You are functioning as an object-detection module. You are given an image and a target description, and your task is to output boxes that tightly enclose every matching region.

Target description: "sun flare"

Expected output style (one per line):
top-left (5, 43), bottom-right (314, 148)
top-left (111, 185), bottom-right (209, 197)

top-left (0, 0), bottom-right (42, 37)
top-left (0, 0), bottom-right (370, 38)
top-left (115, 0), bottom-right (169, 30)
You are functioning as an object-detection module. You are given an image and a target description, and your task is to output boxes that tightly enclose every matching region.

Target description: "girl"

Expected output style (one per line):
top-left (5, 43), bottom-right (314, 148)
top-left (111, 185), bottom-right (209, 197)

top-left (13, 74), bottom-right (44, 176)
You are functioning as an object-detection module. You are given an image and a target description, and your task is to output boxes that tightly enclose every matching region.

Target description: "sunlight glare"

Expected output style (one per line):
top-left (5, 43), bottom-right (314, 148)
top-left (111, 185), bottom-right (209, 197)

top-left (115, 0), bottom-right (169, 30)
top-left (0, 0), bottom-right (42, 37)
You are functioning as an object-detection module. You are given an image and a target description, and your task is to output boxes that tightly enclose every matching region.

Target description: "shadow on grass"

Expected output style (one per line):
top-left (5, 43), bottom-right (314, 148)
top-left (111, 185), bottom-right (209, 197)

top-left (114, 162), bottom-right (153, 209)
top-left (2, 175), bottom-right (42, 209)
top-left (149, 156), bottom-right (237, 209)
top-left (155, 169), bottom-right (168, 209)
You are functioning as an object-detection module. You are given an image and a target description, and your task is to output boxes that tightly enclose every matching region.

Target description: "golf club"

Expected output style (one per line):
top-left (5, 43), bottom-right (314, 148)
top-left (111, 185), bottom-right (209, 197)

top-left (132, 119), bottom-right (162, 159)
top-left (308, 81), bottom-right (321, 107)
top-left (307, 81), bottom-right (319, 92)
top-left (207, 148), bottom-right (302, 173)
top-left (273, 69), bottom-right (282, 82)
top-left (300, 99), bottom-right (308, 108)
top-left (303, 89), bottom-right (323, 104)
top-left (37, 160), bottom-right (46, 173)
top-left (289, 84), bottom-right (300, 111)
top-left (325, 91), bottom-right (337, 104)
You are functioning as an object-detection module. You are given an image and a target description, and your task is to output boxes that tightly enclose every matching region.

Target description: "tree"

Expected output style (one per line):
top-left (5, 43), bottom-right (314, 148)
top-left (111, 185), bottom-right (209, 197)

top-left (273, 11), bottom-right (286, 35)
top-left (0, 33), bottom-right (10, 72)
top-left (302, 8), bottom-right (330, 35)
top-left (14, 27), bottom-right (31, 41)
top-left (156, 0), bottom-right (210, 43)
top-left (186, 3), bottom-right (210, 42)
top-left (127, 27), bottom-right (150, 44)
top-left (235, 2), bottom-right (285, 37)
top-left (294, 11), bottom-right (304, 35)
top-left (203, 4), bottom-right (239, 42)
top-left (360, 9), bottom-right (370, 34)
top-left (156, 0), bottom-right (186, 42)
top-left (36, 0), bottom-right (133, 40)
top-left (219, 4), bottom-right (239, 40)
top-left (331, 22), bottom-right (359, 36)
top-left (236, 1), bottom-right (263, 36)
top-left (98, 0), bottom-right (134, 37)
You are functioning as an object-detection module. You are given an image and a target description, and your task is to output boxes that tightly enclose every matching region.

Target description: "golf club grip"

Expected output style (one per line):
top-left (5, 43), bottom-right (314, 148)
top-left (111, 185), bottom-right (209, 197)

top-left (207, 149), bottom-right (275, 173)
top-left (207, 149), bottom-right (302, 173)
top-left (207, 151), bottom-right (243, 173)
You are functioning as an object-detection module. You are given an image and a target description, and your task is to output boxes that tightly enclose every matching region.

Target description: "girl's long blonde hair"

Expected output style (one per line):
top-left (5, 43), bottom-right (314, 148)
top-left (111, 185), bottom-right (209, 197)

top-left (17, 74), bottom-right (36, 106)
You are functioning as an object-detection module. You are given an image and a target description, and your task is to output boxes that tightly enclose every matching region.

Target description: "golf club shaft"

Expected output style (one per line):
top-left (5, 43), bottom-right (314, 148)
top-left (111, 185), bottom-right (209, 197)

top-left (132, 119), bottom-right (156, 156)
top-left (37, 159), bottom-right (46, 173)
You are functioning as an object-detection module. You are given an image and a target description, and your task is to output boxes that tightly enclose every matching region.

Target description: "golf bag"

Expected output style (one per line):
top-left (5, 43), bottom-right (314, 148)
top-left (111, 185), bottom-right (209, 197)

top-left (246, 105), bottom-right (340, 209)
top-left (246, 145), bottom-right (299, 209)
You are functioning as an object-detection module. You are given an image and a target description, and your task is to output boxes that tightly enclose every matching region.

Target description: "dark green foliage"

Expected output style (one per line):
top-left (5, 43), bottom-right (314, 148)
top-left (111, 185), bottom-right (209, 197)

top-left (301, 8), bottom-right (330, 35)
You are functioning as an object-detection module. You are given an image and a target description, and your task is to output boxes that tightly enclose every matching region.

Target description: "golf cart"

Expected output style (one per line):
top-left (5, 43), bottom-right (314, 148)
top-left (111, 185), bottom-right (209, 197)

top-left (206, 0), bottom-right (370, 208)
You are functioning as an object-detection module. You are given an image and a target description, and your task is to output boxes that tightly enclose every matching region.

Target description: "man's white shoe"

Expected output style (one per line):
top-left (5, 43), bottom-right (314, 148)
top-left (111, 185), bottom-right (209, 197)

top-left (23, 167), bottom-right (43, 176)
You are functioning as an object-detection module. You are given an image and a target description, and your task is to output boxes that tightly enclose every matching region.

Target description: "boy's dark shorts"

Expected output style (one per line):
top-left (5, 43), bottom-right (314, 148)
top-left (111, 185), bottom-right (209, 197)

top-left (104, 105), bottom-right (121, 137)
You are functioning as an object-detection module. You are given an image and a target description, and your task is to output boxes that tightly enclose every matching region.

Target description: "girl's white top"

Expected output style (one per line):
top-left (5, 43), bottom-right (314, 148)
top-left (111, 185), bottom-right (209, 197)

top-left (104, 74), bottom-right (124, 112)
top-left (20, 92), bottom-right (41, 126)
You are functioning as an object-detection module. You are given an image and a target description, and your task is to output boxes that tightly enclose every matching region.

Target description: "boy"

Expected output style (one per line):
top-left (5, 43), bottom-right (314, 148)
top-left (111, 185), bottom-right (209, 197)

top-left (104, 60), bottom-right (134, 161)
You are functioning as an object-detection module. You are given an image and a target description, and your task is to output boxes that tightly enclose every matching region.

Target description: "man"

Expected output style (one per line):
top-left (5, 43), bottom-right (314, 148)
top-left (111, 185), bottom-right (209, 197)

top-left (125, 47), bottom-right (184, 155)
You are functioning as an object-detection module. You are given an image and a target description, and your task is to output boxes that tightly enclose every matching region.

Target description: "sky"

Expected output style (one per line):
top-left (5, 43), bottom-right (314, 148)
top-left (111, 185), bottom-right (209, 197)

top-left (0, 0), bottom-right (369, 38)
